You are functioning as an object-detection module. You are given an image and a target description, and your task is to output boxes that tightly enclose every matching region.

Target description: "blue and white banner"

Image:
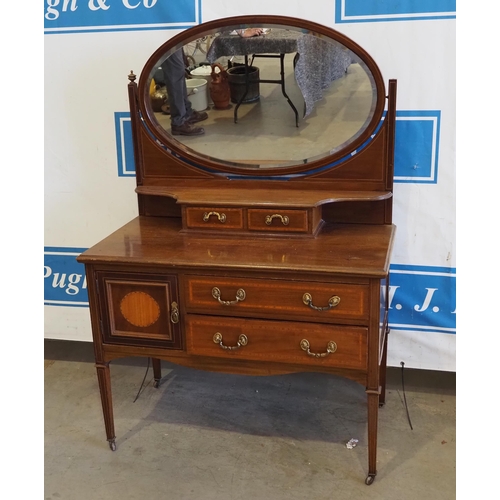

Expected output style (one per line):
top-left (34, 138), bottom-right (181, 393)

top-left (335, 0), bottom-right (456, 24)
top-left (44, 247), bottom-right (89, 307)
top-left (387, 264), bottom-right (455, 334)
top-left (115, 110), bottom-right (441, 183)
top-left (394, 111), bottom-right (441, 184)
top-left (45, 0), bottom-right (456, 370)
top-left (43, 249), bottom-right (456, 336)
top-left (44, 0), bottom-right (201, 34)
top-left (115, 112), bottom-right (136, 177)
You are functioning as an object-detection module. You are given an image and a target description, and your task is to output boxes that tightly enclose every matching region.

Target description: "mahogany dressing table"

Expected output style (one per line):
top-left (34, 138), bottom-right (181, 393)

top-left (77, 15), bottom-right (397, 485)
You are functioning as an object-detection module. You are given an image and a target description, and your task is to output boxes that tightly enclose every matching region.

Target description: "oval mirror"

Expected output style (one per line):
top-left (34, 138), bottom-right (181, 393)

top-left (138, 16), bottom-right (386, 175)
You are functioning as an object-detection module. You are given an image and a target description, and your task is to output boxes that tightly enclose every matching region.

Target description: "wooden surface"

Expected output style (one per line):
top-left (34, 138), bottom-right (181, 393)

top-left (78, 216), bottom-right (395, 278)
top-left (185, 315), bottom-right (368, 370)
top-left (183, 275), bottom-right (370, 323)
top-left (135, 183), bottom-right (393, 207)
top-left (81, 216), bottom-right (393, 481)
top-left (82, 15), bottom-right (398, 482)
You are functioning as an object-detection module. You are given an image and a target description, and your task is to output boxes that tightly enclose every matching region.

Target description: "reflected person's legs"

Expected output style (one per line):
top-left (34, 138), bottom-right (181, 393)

top-left (161, 50), bottom-right (207, 136)
top-left (162, 49), bottom-right (193, 127)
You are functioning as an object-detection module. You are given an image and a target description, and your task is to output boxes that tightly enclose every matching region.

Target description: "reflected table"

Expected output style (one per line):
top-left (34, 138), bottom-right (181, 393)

top-left (207, 30), bottom-right (301, 126)
top-left (207, 29), bottom-right (353, 124)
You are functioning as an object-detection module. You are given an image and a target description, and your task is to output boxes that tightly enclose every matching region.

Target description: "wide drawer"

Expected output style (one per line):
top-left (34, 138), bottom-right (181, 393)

top-left (185, 315), bottom-right (367, 370)
top-left (183, 275), bottom-right (369, 321)
top-left (184, 207), bottom-right (244, 230)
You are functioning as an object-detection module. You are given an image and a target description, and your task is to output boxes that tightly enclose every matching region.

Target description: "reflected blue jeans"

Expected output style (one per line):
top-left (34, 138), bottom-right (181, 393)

top-left (161, 49), bottom-right (194, 127)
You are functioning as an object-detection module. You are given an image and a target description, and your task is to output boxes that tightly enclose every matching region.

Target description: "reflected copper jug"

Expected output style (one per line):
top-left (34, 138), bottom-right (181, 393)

top-left (209, 63), bottom-right (230, 109)
top-left (150, 81), bottom-right (167, 113)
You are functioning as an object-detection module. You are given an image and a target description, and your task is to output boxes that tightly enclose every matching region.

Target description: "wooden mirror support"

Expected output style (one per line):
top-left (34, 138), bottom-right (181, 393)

top-left (78, 15), bottom-right (397, 485)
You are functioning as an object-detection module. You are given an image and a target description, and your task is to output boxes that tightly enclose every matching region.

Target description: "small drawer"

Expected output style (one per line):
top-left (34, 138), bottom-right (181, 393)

top-left (184, 207), bottom-right (244, 230)
top-left (185, 315), bottom-right (367, 370)
top-left (248, 208), bottom-right (308, 233)
top-left (183, 275), bottom-right (369, 321)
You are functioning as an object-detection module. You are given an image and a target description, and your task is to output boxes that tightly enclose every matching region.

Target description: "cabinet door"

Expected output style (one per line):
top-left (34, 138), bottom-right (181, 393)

top-left (96, 271), bottom-right (182, 349)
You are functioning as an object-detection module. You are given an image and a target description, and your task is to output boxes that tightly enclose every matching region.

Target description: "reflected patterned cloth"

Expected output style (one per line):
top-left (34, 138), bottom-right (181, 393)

top-left (207, 29), bottom-right (301, 58)
top-left (295, 35), bottom-right (353, 117)
top-left (206, 29), bottom-right (353, 117)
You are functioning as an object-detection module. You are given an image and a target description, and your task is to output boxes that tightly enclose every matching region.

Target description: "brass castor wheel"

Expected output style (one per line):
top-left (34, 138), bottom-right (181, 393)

top-left (153, 379), bottom-right (160, 389)
top-left (365, 474), bottom-right (376, 485)
top-left (108, 439), bottom-right (117, 451)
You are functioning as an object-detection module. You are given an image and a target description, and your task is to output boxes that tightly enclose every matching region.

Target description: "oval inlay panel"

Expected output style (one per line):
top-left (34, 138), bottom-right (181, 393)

top-left (120, 291), bottom-right (160, 327)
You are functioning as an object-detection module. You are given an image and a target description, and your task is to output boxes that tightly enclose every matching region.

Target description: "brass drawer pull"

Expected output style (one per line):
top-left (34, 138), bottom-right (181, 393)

top-left (302, 293), bottom-right (340, 311)
top-left (300, 339), bottom-right (337, 358)
top-left (212, 286), bottom-right (246, 305)
top-left (170, 301), bottom-right (179, 324)
top-left (213, 332), bottom-right (248, 350)
top-left (203, 211), bottom-right (226, 223)
top-left (265, 214), bottom-right (289, 226)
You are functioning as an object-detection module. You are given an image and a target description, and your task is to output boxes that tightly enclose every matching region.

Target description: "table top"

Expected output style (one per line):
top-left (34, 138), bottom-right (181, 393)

top-left (207, 29), bottom-right (301, 59)
top-left (78, 216), bottom-right (396, 278)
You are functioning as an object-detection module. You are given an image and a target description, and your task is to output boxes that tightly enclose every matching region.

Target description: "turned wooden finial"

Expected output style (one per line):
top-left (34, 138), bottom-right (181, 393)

top-left (128, 71), bottom-right (136, 82)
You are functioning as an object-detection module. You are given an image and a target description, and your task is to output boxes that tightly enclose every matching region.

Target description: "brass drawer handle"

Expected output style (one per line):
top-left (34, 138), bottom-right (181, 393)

top-left (213, 332), bottom-right (248, 350)
top-left (302, 293), bottom-right (340, 311)
top-left (212, 286), bottom-right (246, 305)
top-left (170, 301), bottom-right (179, 324)
top-left (203, 211), bottom-right (226, 223)
top-left (300, 339), bottom-right (337, 358)
top-left (265, 214), bottom-right (289, 226)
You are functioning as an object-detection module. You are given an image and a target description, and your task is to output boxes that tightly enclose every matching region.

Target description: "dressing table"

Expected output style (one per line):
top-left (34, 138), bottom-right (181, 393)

top-left (77, 15), bottom-right (397, 485)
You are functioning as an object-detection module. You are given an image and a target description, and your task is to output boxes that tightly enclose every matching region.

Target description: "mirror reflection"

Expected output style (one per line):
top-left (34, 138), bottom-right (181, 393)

top-left (147, 25), bottom-right (377, 169)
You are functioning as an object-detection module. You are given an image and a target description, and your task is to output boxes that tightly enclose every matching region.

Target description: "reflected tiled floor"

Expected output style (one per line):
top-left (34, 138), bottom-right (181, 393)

top-left (153, 57), bottom-right (373, 168)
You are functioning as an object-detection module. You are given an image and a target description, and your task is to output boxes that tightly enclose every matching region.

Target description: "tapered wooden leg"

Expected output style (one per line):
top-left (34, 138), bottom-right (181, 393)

top-left (152, 358), bottom-right (162, 388)
top-left (365, 390), bottom-right (379, 485)
top-left (379, 327), bottom-right (389, 407)
top-left (95, 362), bottom-right (116, 451)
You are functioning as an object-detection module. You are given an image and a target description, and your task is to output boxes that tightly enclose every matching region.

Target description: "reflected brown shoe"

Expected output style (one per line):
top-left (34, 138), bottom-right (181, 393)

top-left (171, 122), bottom-right (205, 136)
top-left (188, 110), bottom-right (208, 124)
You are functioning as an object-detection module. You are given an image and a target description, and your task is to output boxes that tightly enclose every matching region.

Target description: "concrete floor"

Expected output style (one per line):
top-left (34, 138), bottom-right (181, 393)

top-left (45, 340), bottom-right (455, 499)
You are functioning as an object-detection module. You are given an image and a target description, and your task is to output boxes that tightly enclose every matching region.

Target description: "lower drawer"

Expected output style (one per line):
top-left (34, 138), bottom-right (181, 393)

top-left (185, 315), bottom-right (367, 370)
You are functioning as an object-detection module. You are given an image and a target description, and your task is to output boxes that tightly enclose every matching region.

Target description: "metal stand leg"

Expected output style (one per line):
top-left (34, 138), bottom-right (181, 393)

top-left (233, 53), bottom-right (299, 126)
top-left (233, 55), bottom-right (250, 123)
top-left (279, 54), bottom-right (299, 127)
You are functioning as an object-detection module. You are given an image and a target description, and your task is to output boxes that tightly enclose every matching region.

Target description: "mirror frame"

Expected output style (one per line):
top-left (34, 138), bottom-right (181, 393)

top-left (137, 15), bottom-right (387, 177)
